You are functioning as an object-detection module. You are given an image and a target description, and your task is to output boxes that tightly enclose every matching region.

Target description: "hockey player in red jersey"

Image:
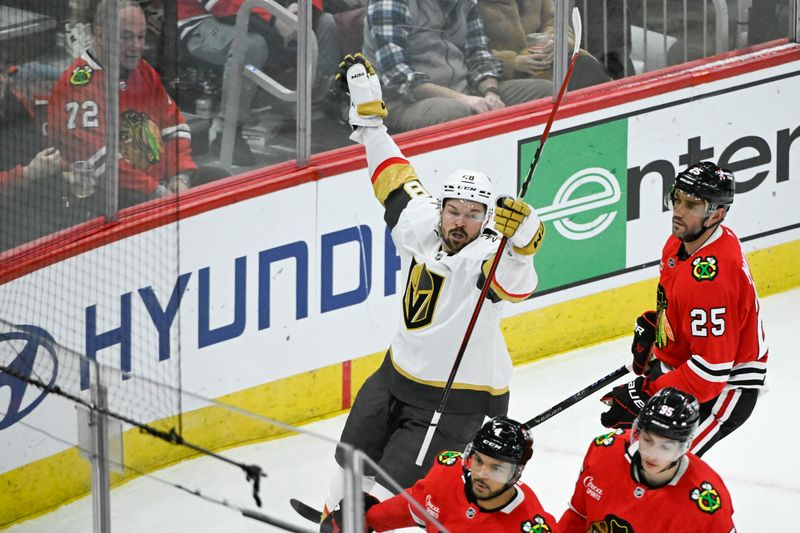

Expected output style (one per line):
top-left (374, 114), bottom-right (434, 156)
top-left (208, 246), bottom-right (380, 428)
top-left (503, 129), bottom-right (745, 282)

top-left (562, 388), bottom-right (736, 532)
top-left (322, 54), bottom-right (544, 513)
top-left (600, 161), bottom-right (767, 456)
top-left (49, 0), bottom-right (197, 208)
top-left (322, 416), bottom-right (557, 532)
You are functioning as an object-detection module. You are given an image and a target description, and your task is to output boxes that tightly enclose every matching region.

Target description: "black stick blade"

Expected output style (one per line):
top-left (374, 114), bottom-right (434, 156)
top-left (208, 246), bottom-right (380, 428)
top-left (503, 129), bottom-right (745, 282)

top-left (290, 498), bottom-right (322, 524)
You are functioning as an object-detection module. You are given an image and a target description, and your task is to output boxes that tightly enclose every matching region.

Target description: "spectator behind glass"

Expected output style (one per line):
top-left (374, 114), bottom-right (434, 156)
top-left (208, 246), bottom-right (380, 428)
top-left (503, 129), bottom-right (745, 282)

top-left (176, 0), bottom-right (340, 166)
top-left (0, 57), bottom-right (66, 252)
top-left (477, 0), bottom-right (610, 90)
top-left (48, 0), bottom-right (197, 210)
top-left (361, 0), bottom-right (553, 133)
top-left (578, 0), bottom-right (634, 80)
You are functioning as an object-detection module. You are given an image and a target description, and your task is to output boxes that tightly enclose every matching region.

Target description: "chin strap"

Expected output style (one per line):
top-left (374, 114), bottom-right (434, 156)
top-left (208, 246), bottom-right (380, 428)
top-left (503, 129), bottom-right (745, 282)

top-left (680, 216), bottom-right (718, 244)
top-left (680, 204), bottom-right (729, 244)
top-left (631, 452), bottom-right (681, 488)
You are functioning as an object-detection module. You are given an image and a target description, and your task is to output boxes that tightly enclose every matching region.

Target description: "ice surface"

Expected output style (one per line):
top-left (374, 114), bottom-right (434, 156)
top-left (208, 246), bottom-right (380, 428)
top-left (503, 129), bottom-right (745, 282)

top-left (9, 288), bottom-right (798, 531)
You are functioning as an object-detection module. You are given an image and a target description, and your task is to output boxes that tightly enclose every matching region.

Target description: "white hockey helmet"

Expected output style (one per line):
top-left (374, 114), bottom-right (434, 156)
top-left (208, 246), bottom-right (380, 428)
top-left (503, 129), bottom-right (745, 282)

top-left (439, 169), bottom-right (494, 224)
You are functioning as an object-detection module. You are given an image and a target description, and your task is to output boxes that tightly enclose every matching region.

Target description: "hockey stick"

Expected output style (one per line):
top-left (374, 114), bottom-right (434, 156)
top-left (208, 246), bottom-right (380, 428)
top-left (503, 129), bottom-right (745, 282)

top-left (415, 7), bottom-right (584, 466)
top-left (290, 498), bottom-right (322, 524)
top-left (523, 364), bottom-right (631, 429)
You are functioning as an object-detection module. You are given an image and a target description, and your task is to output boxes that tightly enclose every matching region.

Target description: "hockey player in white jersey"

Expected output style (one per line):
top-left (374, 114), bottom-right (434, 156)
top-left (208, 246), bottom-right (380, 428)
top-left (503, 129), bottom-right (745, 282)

top-left (323, 54), bottom-right (545, 515)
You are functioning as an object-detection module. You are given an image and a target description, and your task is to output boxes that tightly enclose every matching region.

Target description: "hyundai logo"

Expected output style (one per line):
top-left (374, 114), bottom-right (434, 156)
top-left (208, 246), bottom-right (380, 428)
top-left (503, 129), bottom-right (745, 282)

top-left (0, 325), bottom-right (59, 430)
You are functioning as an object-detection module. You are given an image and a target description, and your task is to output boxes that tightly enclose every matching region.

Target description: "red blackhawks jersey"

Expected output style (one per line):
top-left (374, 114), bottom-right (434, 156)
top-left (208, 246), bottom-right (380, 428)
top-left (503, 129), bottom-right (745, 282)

top-left (367, 450), bottom-right (557, 532)
top-left (645, 226), bottom-right (768, 403)
top-left (48, 52), bottom-right (196, 195)
top-left (559, 429), bottom-right (736, 533)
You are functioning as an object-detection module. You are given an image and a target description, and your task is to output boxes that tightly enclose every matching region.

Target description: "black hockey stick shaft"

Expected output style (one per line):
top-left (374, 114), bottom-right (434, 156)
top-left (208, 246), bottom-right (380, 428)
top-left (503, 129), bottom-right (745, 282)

top-left (415, 7), bottom-right (584, 466)
top-left (414, 236), bottom-right (509, 465)
top-left (242, 508), bottom-right (316, 532)
top-left (519, 21), bottom-right (582, 199)
top-left (523, 364), bottom-right (631, 429)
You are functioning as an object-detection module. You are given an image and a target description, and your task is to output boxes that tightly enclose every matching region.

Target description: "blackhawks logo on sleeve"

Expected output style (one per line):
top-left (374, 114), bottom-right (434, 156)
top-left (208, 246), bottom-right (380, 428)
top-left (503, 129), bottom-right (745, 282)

top-left (69, 65), bottom-right (94, 86)
top-left (690, 481), bottom-right (722, 513)
top-left (521, 514), bottom-right (552, 532)
top-left (593, 429), bottom-right (624, 447)
top-left (436, 450), bottom-right (461, 466)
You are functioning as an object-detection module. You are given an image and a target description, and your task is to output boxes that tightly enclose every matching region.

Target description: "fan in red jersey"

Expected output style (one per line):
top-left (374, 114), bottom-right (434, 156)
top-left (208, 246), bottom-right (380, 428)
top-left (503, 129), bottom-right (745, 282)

top-left (322, 416), bottom-right (557, 533)
top-left (600, 161), bottom-right (768, 456)
top-left (49, 0), bottom-right (197, 209)
top-left (562, 388), bottom-right (736, 532)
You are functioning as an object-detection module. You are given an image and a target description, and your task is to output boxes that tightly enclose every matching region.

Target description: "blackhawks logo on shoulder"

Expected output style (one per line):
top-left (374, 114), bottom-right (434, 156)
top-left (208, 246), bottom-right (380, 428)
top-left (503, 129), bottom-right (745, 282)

top-left (691, 256), bottom-right (718, 282)
top-left (69, 65), bottom-right (94, 86)
top-left (520, 514), bottom-right (551, 533)
top-left (593, 429), bottom-right (624, 447)
top-left (436, 450), bottom-right (461, 466)
top-left (690, 481), bottom-right (722, 513)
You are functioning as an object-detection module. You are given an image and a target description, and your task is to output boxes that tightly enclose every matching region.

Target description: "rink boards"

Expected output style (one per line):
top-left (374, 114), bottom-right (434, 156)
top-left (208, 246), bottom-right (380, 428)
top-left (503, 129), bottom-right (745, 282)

top-left (1, 43), bottom-right (800, 525)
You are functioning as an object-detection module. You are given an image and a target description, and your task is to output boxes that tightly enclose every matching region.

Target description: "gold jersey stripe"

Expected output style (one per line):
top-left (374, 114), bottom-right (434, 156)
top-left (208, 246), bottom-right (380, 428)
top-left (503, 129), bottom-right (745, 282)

top-left (356, 100), bottom-right (388, 117)
top-left (389, 350), bottom-right (509, 396)
top-left (372, 161), bottom-right (420, 205)
top-left (482, 256), bottom-right (534, 303)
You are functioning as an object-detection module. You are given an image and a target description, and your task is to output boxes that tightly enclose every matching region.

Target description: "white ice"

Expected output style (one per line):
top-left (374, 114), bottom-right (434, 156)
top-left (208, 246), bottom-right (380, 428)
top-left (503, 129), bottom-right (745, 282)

top-left (9, 288), bottom-right (799, 531)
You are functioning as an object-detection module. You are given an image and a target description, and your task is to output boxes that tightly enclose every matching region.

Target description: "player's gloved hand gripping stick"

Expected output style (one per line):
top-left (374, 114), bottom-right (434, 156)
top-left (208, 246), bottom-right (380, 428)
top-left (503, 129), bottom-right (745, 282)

top-left (415, 7), bottom-right (585, 466)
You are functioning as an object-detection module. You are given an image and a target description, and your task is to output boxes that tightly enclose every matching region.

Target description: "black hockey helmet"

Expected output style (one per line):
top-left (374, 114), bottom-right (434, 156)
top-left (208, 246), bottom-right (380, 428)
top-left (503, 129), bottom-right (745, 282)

top-left (463, 416), bottom-right (533, 486)
top-left (668, 161), bottom-right (735, 213)
top-left (471, 416), bottom-right (533, 464)
top-left (635, 387), bottom-right (701, 443)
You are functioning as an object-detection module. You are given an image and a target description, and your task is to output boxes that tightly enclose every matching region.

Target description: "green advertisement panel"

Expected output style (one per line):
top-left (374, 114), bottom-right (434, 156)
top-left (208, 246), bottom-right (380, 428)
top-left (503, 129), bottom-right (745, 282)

top-left (518, 119), bottom-right (629, 292)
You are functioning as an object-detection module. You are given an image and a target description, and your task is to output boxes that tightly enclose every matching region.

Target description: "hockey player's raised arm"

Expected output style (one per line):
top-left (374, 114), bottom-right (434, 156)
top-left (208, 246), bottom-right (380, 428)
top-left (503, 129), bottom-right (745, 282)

top-left (335, 54), bottom-right (432, 231)
top-left (361, 127), bottom-right (431, 232)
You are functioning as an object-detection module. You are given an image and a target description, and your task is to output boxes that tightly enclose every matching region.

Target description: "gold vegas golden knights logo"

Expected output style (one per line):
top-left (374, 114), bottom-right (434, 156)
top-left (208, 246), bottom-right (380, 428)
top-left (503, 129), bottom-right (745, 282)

top-left (403, 260), bottom-right (445, 330)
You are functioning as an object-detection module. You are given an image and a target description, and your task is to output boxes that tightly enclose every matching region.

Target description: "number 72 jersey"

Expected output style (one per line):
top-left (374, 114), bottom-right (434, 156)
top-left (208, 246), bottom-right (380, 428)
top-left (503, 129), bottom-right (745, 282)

top-left (48, 52), bottom-right (196, 196)
top-left (648, 226), bottom-right (768, 403)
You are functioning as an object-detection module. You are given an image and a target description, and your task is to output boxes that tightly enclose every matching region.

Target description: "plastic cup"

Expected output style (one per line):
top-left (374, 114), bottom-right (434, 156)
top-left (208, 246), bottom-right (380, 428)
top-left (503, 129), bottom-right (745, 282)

top-left (70, 160), bottom-right (97, 198)
top-left (527, 32), bottom-right (552, 53)
top-left (195, 98), bottom-right (213, 119)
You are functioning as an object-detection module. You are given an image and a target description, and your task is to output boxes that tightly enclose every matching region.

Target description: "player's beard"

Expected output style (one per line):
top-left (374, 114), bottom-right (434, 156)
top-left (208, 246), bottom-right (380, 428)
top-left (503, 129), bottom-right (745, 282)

top-left (442, 228), bottom-right (470, 253)
top-left (469, 477), bottom-right (507, 501)
top-left (672, 215), bottom-right (718, 244)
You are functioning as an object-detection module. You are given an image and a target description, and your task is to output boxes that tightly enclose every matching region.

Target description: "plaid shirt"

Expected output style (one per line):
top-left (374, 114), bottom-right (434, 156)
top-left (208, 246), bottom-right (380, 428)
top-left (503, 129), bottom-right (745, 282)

top-left (368, 0), bottom-right (503, 100)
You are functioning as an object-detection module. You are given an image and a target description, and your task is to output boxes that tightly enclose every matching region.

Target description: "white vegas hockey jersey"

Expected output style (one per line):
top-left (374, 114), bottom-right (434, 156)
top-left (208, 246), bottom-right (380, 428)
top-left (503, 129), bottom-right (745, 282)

top-left (357, 126), bottom-right (540, 414)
